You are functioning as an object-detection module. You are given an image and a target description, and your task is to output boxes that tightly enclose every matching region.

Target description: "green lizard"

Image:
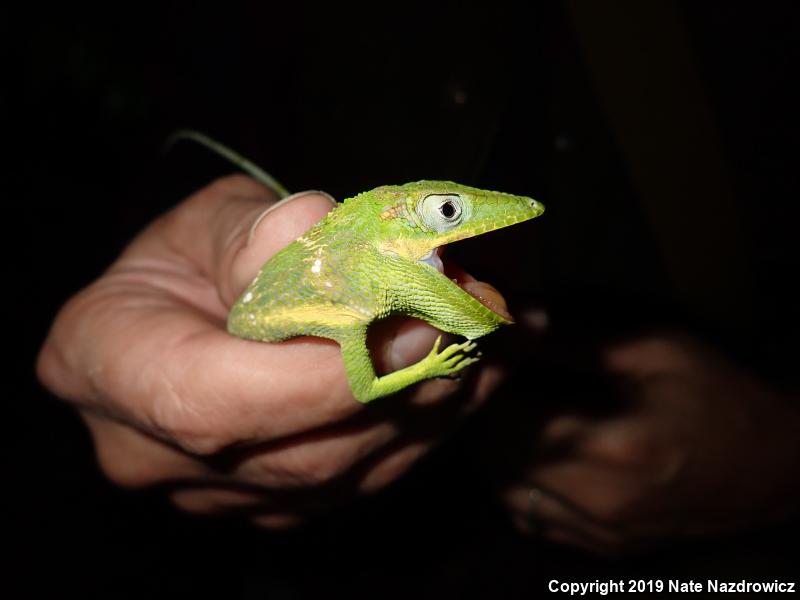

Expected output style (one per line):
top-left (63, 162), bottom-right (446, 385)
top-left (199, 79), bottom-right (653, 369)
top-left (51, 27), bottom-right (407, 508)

top-left (169, 130), bottom-right (544, 402)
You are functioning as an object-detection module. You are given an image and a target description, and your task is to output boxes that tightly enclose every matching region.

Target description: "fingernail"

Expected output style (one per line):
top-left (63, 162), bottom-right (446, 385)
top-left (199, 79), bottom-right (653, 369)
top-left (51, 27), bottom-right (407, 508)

top-left (248, 190), bottom-right (337, 245)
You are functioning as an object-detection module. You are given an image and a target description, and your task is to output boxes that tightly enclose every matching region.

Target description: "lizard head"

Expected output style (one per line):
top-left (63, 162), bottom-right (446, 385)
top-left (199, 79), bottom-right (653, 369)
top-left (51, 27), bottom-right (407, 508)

top-left (368, 180), bottom-right (544, 260)
top-left (365, 180), bottom-right (545, 321)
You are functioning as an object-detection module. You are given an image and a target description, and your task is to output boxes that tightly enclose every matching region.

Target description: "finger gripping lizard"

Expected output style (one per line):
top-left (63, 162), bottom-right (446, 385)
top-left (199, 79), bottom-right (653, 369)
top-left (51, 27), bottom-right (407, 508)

top-left (170, 131), bottom-right (545, 402)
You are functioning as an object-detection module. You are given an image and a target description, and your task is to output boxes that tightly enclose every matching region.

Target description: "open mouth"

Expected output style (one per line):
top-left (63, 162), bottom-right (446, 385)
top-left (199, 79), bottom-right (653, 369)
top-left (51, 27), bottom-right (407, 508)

top-left (420, 247), bottom-right (513, 322)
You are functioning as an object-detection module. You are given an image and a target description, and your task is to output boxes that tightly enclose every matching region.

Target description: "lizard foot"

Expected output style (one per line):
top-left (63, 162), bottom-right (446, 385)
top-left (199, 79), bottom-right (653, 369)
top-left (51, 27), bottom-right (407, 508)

top-left (423, 335), bottom-right (480, 379)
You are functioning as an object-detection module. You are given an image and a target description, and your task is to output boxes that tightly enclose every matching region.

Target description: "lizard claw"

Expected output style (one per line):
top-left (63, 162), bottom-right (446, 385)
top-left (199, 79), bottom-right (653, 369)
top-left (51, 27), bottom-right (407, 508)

top-left (424, 338), bottom-right (481, 378)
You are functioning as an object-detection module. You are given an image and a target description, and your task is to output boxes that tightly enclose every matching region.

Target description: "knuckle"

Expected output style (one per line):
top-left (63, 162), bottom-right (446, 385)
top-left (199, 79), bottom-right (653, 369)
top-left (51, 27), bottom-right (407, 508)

top-left (97, 460), bottom-right (158, 490)
top-left (620, 435), bottom-right (658, 465)
top-left (280, 452), bottom-right (346, 488)
top-left (35, 342), bottom-right (63, 397)
top-left (170, 492), bottom-right (217, 515)
top-left (249, 448), bottom-right (348, 489)
top-left (35, 287), bottom-right (106, 404)
top-left (91, 434), bottom-right (161, 490)
top-left (84, 412), bottom-right (190, 490)
top-left (602, 430), bottom-right (663, 469)
top-left (152, 409), bottom-right (234, 457)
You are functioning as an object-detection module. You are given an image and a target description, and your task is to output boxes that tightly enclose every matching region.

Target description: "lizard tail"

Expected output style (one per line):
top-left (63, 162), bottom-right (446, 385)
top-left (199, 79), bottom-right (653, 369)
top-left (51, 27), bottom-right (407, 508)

top-left (163, 129), bottom-right (291, 199)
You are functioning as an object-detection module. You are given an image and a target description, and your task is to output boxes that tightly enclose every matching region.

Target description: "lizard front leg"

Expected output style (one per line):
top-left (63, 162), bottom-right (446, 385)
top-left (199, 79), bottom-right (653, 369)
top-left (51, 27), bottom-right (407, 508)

top-left (335, 325), bottom-right (479, 403)
top-left (387, 257), bottom-right (510, 340)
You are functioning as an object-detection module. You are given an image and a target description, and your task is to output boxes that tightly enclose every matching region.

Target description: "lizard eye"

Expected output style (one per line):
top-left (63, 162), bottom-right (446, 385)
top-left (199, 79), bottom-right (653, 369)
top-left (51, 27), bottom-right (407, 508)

top-left (419, 194), bottom-right (464, 231)
top-left (440, 200), bottom-right (458, 219)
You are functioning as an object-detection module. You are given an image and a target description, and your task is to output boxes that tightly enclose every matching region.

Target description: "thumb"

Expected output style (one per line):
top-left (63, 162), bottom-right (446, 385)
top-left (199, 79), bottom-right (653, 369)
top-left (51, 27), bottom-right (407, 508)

top-left (219, 189), bottom-right (337, 306)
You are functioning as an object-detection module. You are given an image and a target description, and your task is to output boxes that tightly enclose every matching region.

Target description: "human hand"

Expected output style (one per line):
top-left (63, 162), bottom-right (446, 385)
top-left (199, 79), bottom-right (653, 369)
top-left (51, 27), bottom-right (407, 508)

top-left (487, 322), bottom-right (800, 555)
top-left (36, 175), bottom-right (502, 527)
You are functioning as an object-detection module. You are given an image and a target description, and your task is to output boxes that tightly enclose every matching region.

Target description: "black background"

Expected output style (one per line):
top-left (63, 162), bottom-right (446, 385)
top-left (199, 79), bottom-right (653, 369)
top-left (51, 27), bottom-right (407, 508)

top-left (6, 1), bottom-right (799, 597)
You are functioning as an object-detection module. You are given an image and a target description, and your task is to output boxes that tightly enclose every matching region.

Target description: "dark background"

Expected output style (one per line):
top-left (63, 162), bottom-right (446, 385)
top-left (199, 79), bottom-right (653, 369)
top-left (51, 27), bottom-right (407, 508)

top-left (6, 1), bottom-right (799, 597)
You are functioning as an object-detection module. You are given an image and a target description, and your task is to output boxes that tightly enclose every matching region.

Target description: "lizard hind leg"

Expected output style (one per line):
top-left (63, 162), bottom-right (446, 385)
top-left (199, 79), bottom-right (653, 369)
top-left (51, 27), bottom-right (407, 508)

top-left (335, 326), bottom-right (480, 403)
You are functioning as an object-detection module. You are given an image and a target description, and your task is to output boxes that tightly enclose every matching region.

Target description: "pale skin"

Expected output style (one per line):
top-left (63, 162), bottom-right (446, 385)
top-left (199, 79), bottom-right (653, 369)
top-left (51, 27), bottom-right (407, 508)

top-left (36, 175), bottom-right (506, 526)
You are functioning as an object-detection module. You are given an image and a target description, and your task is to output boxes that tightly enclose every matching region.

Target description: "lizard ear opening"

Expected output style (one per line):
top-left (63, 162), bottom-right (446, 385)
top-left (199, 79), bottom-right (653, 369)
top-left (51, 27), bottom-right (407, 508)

top-left (418, 194), bottom-right (465, 232)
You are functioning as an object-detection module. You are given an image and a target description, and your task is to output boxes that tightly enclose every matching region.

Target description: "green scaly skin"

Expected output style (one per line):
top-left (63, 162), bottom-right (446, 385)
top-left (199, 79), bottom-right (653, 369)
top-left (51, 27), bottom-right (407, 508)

top-left (170, 132), bottom-right (545, 402)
